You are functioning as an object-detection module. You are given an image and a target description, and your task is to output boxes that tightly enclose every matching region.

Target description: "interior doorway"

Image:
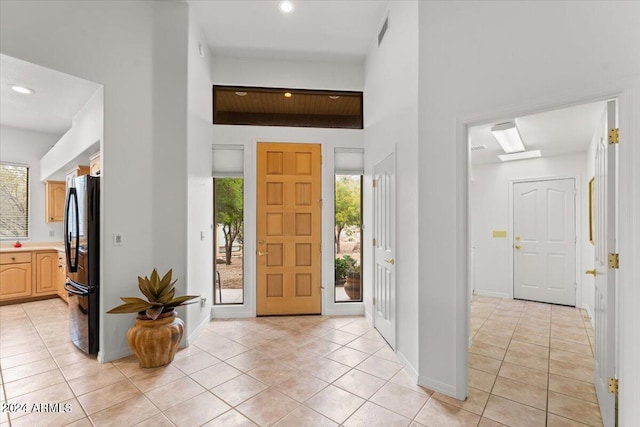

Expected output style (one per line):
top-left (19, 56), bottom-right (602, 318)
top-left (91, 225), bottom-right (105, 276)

top-left (255, 142), bottom-right (322, 315)
top-left (466, 98), bottom-right (616, 425)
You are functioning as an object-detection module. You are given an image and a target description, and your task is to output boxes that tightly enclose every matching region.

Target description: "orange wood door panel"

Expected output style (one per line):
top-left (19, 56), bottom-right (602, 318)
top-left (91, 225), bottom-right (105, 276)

top-left (257, 142), bottom-right (322, 315)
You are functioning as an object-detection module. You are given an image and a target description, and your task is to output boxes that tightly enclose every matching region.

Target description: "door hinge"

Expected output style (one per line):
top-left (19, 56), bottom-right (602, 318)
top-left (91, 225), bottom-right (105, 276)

top-left (373, 179), bottom-right (377, 188)
top-left (608, 253), bottom-right (619, 269)
top-left (373, 238), bottom-right (376, 246)
top-left (320, 155), bottom-right (323, 164)
top-left (373, 296), bottom-right (376, 305)
top-left (608, 377), bottom-right (619, 395)
top-left (320, 199), bottom-right (323, 208)
top-left (319, 242), bottom-right (322, 253)
top-left (609, 128), bottom-right (619, 144)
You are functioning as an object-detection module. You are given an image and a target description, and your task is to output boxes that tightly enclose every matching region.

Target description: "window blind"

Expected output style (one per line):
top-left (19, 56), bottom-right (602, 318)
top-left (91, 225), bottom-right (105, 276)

top-left (334, 148), bottom-right (364, 175)
top-left (212, 145), bottom-right (244, 177)
top-left (0, 163), bottom-right (29, 238)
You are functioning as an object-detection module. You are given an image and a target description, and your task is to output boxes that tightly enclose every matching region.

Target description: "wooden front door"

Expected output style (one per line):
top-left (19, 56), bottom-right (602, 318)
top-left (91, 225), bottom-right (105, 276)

top-left (256, 142), bottom-right (322, 315)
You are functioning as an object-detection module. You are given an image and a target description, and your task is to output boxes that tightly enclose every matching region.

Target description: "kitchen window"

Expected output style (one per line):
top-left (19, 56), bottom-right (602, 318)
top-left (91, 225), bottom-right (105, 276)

top-left (0, 162), bottom-right (29, 239)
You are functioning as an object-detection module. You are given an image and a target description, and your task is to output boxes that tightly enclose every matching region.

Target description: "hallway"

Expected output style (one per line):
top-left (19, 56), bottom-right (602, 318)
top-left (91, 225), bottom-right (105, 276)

top-left (467, 295), bottom-right (602, 426)
top-left (0, 296), bottom-right (601, 426)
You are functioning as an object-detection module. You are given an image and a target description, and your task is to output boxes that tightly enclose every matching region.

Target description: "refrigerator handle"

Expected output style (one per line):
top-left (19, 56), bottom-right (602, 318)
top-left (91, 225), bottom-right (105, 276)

top-left (65, 187), bottom-right (79, 273)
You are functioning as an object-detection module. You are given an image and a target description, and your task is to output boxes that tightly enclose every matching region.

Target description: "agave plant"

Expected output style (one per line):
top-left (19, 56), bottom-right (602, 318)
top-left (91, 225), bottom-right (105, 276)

top-left (107, 268), bottom-right (199, 320)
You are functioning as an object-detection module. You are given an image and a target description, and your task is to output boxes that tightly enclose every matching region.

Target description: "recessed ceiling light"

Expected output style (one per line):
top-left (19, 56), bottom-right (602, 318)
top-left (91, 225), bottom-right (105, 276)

top-left (498, 150), bottom-right (542, 162)
top-left (284, 92), bottom-right (292, 98)
top-left (234, 91), bottom-right (247, 97)
top-left (329, 95), bottom-right (340, 100)
top-left (279, 1), bottom-right (294, 13)
top-left (10, 84), bottom-right (35, 95)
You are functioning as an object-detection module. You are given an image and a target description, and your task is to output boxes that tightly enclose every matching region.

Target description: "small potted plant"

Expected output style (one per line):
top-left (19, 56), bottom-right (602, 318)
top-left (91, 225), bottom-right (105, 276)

top-left (344, 262), bottom-right (361, 300)
top-left (108, 268), bottom-right (199, 368)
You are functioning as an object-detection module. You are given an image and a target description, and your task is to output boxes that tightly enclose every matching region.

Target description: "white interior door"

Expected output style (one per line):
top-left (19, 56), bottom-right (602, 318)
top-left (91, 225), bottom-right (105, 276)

top-left (593, 100), bottom-right (617, 427)
top-left (373, 152), bottom-right (396, 348)
top-left (513, 178), bottom-right (576, 305)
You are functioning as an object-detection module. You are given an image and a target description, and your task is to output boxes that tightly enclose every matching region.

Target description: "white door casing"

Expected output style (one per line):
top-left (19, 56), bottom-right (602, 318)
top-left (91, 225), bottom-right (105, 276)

top-left (593, 99), bottom-right (617, 427)
top-left (513, 178), bottom-right (576, 306)
top-left (373, 151), bottom-right (396, 349)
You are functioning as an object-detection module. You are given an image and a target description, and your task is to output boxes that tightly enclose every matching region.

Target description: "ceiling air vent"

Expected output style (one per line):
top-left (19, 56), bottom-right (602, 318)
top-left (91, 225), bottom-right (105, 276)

top-left (470, 144), bottom-right (487, 151)
top-left (378, 15), bottom-right (389, 46)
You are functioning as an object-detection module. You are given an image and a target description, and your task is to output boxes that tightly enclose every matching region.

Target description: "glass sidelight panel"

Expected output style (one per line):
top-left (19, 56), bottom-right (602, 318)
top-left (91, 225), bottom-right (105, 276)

top-left (213, 178), bottom-right (244, 304)
top-left (334, 175), bottom-right (362, 302)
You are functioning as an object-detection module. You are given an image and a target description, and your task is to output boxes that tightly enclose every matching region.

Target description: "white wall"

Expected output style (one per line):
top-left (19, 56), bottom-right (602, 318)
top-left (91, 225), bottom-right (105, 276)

top-left (211, 55), bottom-right (363, 91)
top-left (0, 0), bottom-right (190, 362)
top-left (0, 125), bottom-right (63, 242)
top-left (418, 0), bottom-right (640, 410)
top-left (471, 153), bottom-right (588, 304)
top-left (363, 1), bottom-right (420, 377)
top-left (40, 87), bottom-right (103, 181)
top-left (185, 8), bottom-right (215, 341)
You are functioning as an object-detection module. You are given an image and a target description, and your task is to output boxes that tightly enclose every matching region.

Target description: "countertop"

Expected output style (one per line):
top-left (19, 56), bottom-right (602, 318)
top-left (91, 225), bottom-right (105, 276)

top-left (0, 243), bottom-right (65, 253)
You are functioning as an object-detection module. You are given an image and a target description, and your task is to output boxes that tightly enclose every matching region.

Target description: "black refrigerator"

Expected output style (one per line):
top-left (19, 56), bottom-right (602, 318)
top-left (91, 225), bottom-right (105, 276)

top-left (64, 175), bottom-right (100, 354)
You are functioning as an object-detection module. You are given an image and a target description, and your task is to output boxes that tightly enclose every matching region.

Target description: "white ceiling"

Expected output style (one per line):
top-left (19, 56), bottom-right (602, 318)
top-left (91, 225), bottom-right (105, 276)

top-left (0, 54), bottom-right (101, 135)
top-left (470, 101), bottom-right (607, 165)
top-left (187, 0), bottom-right (389, 62)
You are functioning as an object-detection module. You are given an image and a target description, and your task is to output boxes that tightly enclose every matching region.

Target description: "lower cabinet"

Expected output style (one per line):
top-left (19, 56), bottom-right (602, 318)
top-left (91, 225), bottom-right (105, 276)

top-left (56, 250), bottom-right (68, 303)
top-left (0, 253), bottom-right (32, 300)
top-left (34, 251), bottom-right (58, 295)
top-left (0, 250), bottom-right (63, 303)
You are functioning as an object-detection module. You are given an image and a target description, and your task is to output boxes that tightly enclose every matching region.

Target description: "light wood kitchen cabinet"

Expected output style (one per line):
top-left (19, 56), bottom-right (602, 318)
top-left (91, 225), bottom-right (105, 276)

top-left (56, 250), bottom-right (68, 303)
top-left (65, 165), bottom-right (90, 188)
top-left (0, 252), bottom-right (32, 301)
top-left (34, 251), bottom-right (58, 296)
top-left (89, 152), bottom-right (101, 176)
top-left (45, 180), bottom-right (66, 223)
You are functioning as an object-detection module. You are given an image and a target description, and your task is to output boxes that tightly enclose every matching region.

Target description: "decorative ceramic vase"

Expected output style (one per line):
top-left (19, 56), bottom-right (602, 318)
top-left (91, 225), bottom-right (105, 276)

top-left (344, 277), bottom-right (361, 300)
top-left (127, 310), bottom-right (184, 368)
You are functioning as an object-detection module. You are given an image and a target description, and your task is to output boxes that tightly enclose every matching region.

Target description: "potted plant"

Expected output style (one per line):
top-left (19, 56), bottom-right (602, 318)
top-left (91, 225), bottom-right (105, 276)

top-left (344, 263), bottom-right (361, 300)
top-left (335, 255), bottom-right (357, 285)
top-left (108, 268), bottom-right (199, 368)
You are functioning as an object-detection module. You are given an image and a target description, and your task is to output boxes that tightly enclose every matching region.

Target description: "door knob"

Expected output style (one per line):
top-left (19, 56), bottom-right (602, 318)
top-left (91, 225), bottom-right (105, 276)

top-left (384, 258), bottom-right (395, 265)
top-left (258, 251), bottom-right (269, 256)
top-left (585, 269), bottom-right (597, 276)
top-left (514, 245), bottom-right (521, 250)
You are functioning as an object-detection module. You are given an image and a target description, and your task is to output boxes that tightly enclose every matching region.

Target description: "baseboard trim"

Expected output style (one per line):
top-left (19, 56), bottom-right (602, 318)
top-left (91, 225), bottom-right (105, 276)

top-left (323, 302), bottom-right (365, 317)
top-left (473, 290), bottom-right (510, 299)
top-left (396, 350), bottom-right (419, 382)
top-left (98, 347), bottom-right (131, 363)
top-left (185, 313), bottom-right (211, 346)
top-left (418, 375), bottom-right (459, 398)
top-left (581, 303), bottom-right (595, 329)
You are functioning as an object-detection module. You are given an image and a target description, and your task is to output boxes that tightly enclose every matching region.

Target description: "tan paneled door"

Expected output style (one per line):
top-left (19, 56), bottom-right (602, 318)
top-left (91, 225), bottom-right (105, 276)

top-left (256, 142), bottom-right (322, 315)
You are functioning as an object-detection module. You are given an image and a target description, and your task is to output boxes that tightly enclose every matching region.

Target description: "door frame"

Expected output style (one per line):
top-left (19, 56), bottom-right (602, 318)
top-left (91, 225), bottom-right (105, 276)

top-left (508, 176), bottom-right (581, 306)
top-left (211, 136), bottom-right (365, 319)
top-left (462, 86), bottom-right (633, 405)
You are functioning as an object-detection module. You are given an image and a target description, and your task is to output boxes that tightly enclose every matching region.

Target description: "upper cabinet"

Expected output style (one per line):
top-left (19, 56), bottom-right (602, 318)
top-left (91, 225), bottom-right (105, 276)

top-left (65, 165), bottom-right (90, 188)
top-left (45, 181), bottom-right (66, 223)
top-left (89, 152), bottom-right (101, 177)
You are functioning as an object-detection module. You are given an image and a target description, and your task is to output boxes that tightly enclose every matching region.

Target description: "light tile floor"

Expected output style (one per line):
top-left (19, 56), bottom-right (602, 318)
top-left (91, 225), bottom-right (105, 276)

top-left (0, 296), bottom-right (602, 426)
